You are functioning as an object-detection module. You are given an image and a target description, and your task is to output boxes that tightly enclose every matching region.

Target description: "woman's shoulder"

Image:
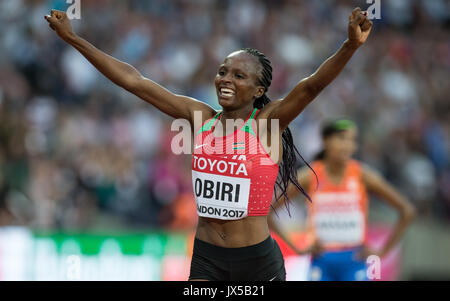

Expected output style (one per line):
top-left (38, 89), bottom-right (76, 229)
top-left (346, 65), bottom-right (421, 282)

top-left (254, 100), bottom-right (282, 120)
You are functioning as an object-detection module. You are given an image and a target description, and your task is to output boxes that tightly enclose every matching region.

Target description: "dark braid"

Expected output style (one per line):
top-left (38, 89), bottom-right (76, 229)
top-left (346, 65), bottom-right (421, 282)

top-left (241, 48), bottom-right (316, 213)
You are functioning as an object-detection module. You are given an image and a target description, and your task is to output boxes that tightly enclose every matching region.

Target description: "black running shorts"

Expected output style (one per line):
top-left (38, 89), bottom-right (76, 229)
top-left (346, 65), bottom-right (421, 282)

top-left (189, 236), bottom-right (286, 281)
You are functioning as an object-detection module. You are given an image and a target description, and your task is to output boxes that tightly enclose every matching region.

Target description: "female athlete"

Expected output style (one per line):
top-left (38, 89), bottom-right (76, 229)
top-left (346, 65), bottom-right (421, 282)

top-left (45, 7), bottom-right (373, 281)
top-left (269, 119), bottom-right (416, 281)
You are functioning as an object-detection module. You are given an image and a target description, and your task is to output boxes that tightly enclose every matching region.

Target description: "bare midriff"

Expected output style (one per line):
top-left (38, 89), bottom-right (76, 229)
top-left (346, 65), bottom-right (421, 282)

top-left (195, 215), bottom-right (270, 248)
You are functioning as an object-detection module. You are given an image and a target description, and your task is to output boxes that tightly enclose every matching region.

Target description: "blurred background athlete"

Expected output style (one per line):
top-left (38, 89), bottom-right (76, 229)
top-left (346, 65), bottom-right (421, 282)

top-left (270, 119), bottom-right (416, 281)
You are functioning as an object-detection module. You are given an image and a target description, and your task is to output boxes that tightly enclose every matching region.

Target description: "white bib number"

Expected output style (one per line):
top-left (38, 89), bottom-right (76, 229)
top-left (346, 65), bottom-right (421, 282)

top-left (192, 170), bottom-right (250, 220)
top-left (313, 211), bottom-right (364, 245)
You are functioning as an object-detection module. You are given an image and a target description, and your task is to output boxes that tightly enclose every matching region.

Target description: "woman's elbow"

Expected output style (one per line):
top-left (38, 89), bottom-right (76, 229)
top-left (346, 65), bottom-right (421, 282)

top-left (402, 203), bottom-right (417, 222)
top-left (122, 75), bottom-right (142, 93)
top-left (301, 79), bottom-right (325, 103)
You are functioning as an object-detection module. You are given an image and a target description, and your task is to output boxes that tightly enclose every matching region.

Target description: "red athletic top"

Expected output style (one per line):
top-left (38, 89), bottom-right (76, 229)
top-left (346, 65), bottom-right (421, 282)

top-left (307, 160), bottom-right (369, 250)
top-left (192, 108), bottom-right (279, 220)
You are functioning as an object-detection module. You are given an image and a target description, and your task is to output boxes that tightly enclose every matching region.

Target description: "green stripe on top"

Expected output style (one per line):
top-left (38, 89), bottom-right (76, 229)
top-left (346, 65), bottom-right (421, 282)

top-left (333, 119), bottom-right (356, 131)
top-left (240, 108), bottom-right (258, 137)
top-left (196, 111), bottom-right (222, 135)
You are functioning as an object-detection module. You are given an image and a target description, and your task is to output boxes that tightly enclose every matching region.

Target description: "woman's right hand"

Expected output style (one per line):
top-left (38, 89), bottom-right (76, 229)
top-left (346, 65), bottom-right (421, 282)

top-left (45, 10), bottom-right (74, 41)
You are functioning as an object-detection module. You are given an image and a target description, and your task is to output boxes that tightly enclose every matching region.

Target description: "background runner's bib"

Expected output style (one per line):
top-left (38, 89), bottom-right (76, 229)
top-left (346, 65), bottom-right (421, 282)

top-left (313, 209), bottom-right (365, 245)
top-left (192, 109), bottom-right (279, 220)
top-left (307, 160), bottom-right (368, 249)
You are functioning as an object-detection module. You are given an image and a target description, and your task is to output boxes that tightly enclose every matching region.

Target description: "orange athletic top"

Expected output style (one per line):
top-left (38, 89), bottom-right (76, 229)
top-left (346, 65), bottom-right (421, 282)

top-left (307, 159), bottom-right (368, 250)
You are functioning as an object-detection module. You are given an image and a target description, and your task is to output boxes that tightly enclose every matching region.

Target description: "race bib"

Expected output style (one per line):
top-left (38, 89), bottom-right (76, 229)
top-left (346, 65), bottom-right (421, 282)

top-left (192, 170), bottom-right (250, 220)
top-left (313, 211), bottom-right (364, 245)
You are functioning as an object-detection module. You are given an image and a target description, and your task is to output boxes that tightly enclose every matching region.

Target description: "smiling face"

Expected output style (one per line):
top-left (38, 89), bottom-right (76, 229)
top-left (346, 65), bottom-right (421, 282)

top-left (214, 51), bottom-right (265, 110)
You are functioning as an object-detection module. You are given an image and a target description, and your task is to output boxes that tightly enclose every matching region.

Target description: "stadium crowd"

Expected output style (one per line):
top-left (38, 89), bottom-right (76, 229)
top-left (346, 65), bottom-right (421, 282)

top-left (0, 0), bottom-right (448, 230)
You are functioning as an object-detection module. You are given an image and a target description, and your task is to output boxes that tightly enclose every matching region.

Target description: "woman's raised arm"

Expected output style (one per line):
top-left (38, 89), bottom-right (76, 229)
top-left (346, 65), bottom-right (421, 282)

top-left (45, 10), bottom-right (215, 123)
top-left (266, 7), bottom-right (373, 131)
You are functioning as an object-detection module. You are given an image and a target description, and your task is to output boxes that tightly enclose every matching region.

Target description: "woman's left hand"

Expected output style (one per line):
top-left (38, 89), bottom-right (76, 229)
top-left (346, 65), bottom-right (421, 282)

top-left (347, 7), bottom-right (373, 48)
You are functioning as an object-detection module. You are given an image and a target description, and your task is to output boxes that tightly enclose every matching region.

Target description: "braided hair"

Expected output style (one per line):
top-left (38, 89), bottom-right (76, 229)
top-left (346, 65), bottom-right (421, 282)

top-left (241, 48), bottom-right (316, 210)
